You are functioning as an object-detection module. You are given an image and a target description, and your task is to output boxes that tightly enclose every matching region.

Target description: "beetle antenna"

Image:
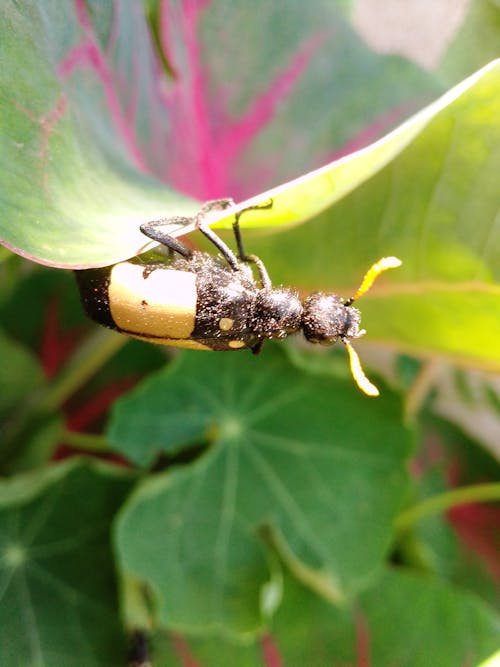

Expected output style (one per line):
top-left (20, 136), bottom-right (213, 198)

top-left (344, 340), bottom-right (379, 397)
top-left (344, 257), bottom-right (401, 306)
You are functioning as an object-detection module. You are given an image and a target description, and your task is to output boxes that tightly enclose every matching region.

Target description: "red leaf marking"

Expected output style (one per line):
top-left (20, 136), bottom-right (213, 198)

top-left (159, 0), bottom-right (217, 198)
top-left (260, 632), bottom-right (283, 667)
top-left (409, 432), bottom-right (445, 478)
top-left (159, 0), bottom-right (325, 200)
top-left (448, 503), bottom-right (500, 583)
top-left (56, 0), bottom-right (151, 175)
top-left (217, 33), bottom-right (329, 197)
top-left (65, 378), bottom-right (136, 431)
top-left (355, 609), bottom-right (372, 667)
top-left (170, 633), bottom-right (201, 667)
top-left (327, 103), bottom-right (412, 163)
top-left (39, 298), bottom-right (82, 378)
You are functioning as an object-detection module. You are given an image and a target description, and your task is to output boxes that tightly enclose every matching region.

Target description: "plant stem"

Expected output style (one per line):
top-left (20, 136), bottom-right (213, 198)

top-left (395, 482), bottom-right (500, 533)
top-left (39, 329), bottom-right (127, 412)
top-left (62, 430), bottom-right (111, 452)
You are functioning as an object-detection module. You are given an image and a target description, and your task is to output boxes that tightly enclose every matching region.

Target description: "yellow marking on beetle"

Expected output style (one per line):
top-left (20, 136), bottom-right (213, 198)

top-left (345, 341), bottom-right (379, 397)
top-left (109, 263), bottom-right (197, 339)
top-left (351, 257), bottom-right (402, 302)
top-left (130, 335), bottom-right (211, 350)
top-left (219, 317), bottom-right (234, 331)
top-left (228, 340), bottom-right (246, 349)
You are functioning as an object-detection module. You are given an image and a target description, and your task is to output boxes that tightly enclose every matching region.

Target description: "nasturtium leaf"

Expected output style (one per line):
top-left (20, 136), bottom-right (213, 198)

top-left (0, 459), bottom-right (133, 667)
top-left (267, 568), bottom-right (500, 667)
top-left (358, 569), bottom-right (500, 667)
top-left (135, 568), bottom-right (500, 667)
top-left (0, 329), bottom-right (63, 473)
top-left (0, 329), bottom-right (44, 414)
top-left (0, 0), bottom-right (435, 267)
top-left (111, 346), bottom-right (411, 634)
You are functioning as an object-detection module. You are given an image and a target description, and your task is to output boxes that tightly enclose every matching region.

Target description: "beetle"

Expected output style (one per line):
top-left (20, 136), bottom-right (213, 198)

top-left (75, 198), bottom-right (401, 396)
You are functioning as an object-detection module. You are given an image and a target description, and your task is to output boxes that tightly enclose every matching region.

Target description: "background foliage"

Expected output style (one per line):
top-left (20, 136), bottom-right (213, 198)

top-left (0, 1), bottom-right (499, 666)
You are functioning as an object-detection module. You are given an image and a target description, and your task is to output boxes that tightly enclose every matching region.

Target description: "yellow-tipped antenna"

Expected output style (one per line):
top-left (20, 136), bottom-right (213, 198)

top-left (343, 256), bottom-right (401, 396)
top-left (347, 256), bottom-right (402, 304)
top-left (345, 341), bottom-right (379, 397)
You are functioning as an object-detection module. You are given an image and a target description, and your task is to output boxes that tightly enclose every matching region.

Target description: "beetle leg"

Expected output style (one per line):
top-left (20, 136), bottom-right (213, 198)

top-left (231, 199), bottom-right (274, 287)
top-left (251, 339), bottom-right (265, 355)
top-left (232, 199), bottom-right (273, 260)
top-left (140, 217), bottom-right (194, 259)
top-left (194, 204), bottom-right (241, 271)
top-left (195, 219), bottom-right (240, 271)
top-left (198, 198), bottom-right (235, 216)
top-left (243, 254), bottom-right (272, 289)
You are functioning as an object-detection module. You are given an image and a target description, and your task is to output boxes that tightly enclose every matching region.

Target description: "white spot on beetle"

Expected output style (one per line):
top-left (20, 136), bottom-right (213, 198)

top-left (228, 340), bottom-right (245, 349)
top-left (219, 317), bottom-right (234, 331)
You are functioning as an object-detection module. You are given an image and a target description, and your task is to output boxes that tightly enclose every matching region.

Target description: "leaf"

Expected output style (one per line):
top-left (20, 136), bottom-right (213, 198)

top-left (0, 329), bottom-right (63, 473)
top-left (397, 466), bottom-right (461, 580)
top-left (111, 346), bottom-right (412, 634)
top-left (358, 569), bottom-right (500, 667)
top-left (245, 60), bottom-right (500, 372)
top-left (0, 1), bottom-right (435, 267)
top-left (0, 329), bottom-right (44, 414)
top-left (0, 1), bottom-right (194, 268)
top-left (440, 0), bottom-right (500, 84)
top-left (431, 367), bottom-right (500, 459)
top-left (209, 62), bottom-right (499, 234)
top-left (0, 459), bottom-right (133, 667)
top-left (394, 417), bottom-right (500, 611)
top-left (141, 569), bottom-right (500, 667)
top-left (0, 267), bottom-right (85, 349)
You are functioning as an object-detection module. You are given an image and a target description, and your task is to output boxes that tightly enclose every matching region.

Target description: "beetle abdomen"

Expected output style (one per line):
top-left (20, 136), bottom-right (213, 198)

top-left (75, 257), bottom-right (260, 351)
top-left (108, 262), bottom-right (198, 341)
top-left (76, 262), bottom-right (203, 344)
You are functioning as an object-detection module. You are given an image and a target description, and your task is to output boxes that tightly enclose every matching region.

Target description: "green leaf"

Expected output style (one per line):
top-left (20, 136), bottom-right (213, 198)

top-left (0, 1), bottom-right (194, 268)
top-left (245, 61), bottom-right (500, 371)
top-left (414, 417), bottom-right (500, 611)
top-left (111, 346), bottom-right (411, 634)
top-left (0, 266), bottom-right (85, 348)
top-left (396, 465), bottom-right (461, 579)
top-left (0, 459), bottom-right (133, 666)
top-left (0, 329), bottom-right (63, 473)
top-left (440, 0), bottom-right (500, 83)
top-left (0, 1), bottom-right (435, 267)
top-left (143, 568), bottom-right (500, 667)
top-left (359, 569), bottom-right (500, 667)
top-left (0, 329), bottom-right (44, 414)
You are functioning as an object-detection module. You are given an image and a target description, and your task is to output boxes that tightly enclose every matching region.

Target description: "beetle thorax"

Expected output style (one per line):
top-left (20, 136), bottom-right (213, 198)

top-left (251, 288), bottom-right (303, 339)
